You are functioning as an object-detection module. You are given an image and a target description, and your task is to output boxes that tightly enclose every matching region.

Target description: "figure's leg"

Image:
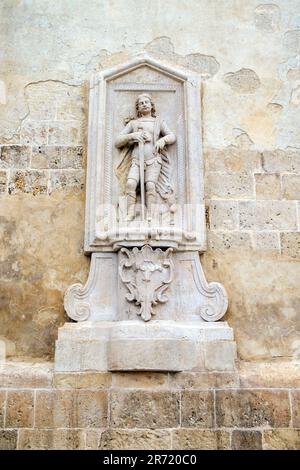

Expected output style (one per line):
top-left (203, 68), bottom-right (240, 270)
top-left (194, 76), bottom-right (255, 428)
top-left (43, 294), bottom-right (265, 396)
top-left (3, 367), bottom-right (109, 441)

top-left (145, 161), bottom-right (161, 219)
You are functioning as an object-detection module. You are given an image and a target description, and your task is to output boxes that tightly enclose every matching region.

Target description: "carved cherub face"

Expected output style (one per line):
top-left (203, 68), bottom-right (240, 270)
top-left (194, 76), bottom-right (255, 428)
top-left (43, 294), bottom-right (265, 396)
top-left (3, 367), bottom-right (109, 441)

top-left (136, 94), bottom-right (156, 117)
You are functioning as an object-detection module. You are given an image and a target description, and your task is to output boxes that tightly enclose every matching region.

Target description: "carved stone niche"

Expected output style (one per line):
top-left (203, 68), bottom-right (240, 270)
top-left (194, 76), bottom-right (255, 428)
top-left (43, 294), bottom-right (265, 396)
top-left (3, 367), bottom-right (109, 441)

top-left (54, 55), bottom-right (236, 373)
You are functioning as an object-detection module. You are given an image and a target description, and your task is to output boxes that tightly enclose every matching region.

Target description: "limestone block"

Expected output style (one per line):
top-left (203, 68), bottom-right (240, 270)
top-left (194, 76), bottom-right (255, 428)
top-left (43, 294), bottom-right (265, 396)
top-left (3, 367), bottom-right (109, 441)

top-left (291, 391), bottom-right (300, 427)
top-left (20, 121), bottom-right (48, 145)
top-left (231, 430), bottom-right (262, 450)
top-left (18, 429), bottom-right (85, 450)
top-left (54, 372), bottom-right (111, 389)
top-left (0, 431), bottom-right (18, 450)
top-left (239, 361), bottom-right (300, 388)
top-left (255, 173), bottom-right (281, 200)
top-left (0, 361), bottom-right (53, 388)
top-left (208, 231), bottom-right (252, 252)
top-left (168, 371), bottom-right (239, 390)
top-left (110, 391), bottom-right (180, 429)
top-left (0, 391), bottom-right (5, 427)
top-left (205, 148), bottom-right (261, 173)
top-left (0, 145), bottom-right (31, 169)
top-left (55, 338), bottom-right (109, 372)
top-left (216, 390), bottom-right (291, 428)
top-left (263, 429), bottom-right (300, 450)
top-left (8, 170), bottom-right (48, 195)
top-left (0, 170), bottom-right (6, 192)
top-left (206, 173), bottom-right (254, 199)
top-left (35, 390), bottom-right (108, 428)
top-left (281, 232), bottom-right (300, 258)
top-left (31, 145), bottom-right (83, 169)
top-left (208, 201), bottom-right (239, 230)
top-left (253, 232), bottom-right (280, 252)
top-left (108, 338), bottom-right (204, 372)
top-left (239, 201), bottom-right (298, 230)
top-left (262, 150), bottom-right (300, 173)
top-left (6, 391), bottom-right (34, 428)
top-left (181, 391), bottom-right (214, 428)
top-left (172, 429), bottom-right (230, 450)
top-left (48, 121), bottom-right (83, 145)
top-left (99, 429), bottom-right (171, 450)
top-left (49, 169), bottom-right (85, 193)
top-left (204, 341), bottom-right (237, 371)
top-left (263, 430), bottom-right (300, 450)
top-left (111, 372), bottom-right (169, 389)
top-left (282, 175), bottom-right (300, 200)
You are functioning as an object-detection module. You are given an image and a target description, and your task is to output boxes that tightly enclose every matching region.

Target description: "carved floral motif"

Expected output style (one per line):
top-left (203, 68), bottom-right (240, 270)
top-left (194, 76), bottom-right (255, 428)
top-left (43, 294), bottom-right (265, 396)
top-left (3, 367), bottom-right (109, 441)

top-left (119, 245), bottom-right (173, 321)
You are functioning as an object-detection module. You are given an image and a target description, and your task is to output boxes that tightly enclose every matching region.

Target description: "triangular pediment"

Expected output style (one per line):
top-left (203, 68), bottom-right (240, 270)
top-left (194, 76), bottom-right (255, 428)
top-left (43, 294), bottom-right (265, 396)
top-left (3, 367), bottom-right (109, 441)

top-left (96, 54), bottom-right (191, 83)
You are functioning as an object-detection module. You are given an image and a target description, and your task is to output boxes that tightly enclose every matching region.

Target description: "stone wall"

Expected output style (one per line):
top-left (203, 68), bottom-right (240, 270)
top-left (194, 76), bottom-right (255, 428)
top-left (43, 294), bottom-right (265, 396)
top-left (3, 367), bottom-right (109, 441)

top-left (1, 362), bottom-right (300, 450)
top-left (1, 0), bottom-right (300, 361)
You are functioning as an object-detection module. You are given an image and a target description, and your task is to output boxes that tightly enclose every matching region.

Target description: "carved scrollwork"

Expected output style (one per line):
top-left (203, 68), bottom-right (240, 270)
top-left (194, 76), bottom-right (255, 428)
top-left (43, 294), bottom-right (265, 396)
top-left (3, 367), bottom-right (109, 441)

top-left (198, 281), bottom-right (228, 322)
top-left (119, 245), bottom-right (173, 322)
top-left (64, 283), bottom-right (91, 322)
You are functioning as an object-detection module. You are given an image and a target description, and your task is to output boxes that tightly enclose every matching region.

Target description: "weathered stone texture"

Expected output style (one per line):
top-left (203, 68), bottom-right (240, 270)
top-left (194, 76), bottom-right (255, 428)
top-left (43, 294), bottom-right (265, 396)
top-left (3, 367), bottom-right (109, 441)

top-left (216, 390), bottom-right (291, 428)
top-left (205, 148), bottom-right (261, 173)
top-left (206, 173), bottom-right (254, 199)
top-left (263, 430), bottom-right (300, 450)
top-left (262, 150), bottom-right (300, 173)
top-left (0, 146), bottom-right (31, 169)
top-left (35, 390), bottom-right (108, 428)
top-left (181, 391), bottom-right (214, 428)
top-left (281, 232), bottom-right (300, 258)
top-left (0, 431), bottom-right (18, 450)
top-left (18, 429), bottom-right (85, 450)
top-left (31, 146), bottom-right (83, 169)
top-left (0, 170), bottom-right (7, 192)
top-left (239, 201), bottom-right (298, 230)
top-left (111, 372), bottom-right (169, 389)
top-left (0, 392), bottom-right (5, 428)
top-left (172, 429), bottom-right (230, 450)
top-left (6, 391), bottom-right (34, 428)
top-left (54, 372), bottom-right (111, 389)
top-left (110, 391), bottom-right (180, 429)
top-left (8, 170), bottom-right (48, 195)
top-left (291, 391), bottom-right (300, 428)
top-left (223, 69), bottom-right (261, 93)
top-left (99, 429), bottom-right (171, 450)
top-left (232, 430), bottom-right (262, 450)
top-left (208, 201), bottom-right (239, 230)
top-left (169, 371), bottom-right (239, 390)
top-left (49, 170), bottom-right (85, 193)
top-left (255, 173), bottom-right (281, 200)
top-left (282, 175), bottom-right (300, 200)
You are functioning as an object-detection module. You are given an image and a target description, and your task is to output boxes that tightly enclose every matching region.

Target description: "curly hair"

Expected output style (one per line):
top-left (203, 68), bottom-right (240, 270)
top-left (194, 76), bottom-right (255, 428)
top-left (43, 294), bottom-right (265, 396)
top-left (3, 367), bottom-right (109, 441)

top-left (136, 93), bottom-right (156, 117)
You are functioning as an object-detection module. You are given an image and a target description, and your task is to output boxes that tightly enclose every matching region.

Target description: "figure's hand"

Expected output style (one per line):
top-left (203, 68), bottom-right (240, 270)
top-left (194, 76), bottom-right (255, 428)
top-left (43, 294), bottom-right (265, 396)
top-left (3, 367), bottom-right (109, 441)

top-left (131, 132), bottom-right (145, 143)
top-left (155, 138), bottom-right (166, 151)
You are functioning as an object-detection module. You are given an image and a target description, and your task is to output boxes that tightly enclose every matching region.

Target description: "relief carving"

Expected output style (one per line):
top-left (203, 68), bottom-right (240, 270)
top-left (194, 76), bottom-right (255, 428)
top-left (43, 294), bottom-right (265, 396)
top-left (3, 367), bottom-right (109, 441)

top-left (119, 245), bottom-right (173, 321)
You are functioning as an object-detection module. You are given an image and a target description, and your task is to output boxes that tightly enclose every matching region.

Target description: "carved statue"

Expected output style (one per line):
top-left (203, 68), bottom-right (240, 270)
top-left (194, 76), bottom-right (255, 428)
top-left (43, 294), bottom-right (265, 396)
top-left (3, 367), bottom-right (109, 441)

top-left (115, 93), bottom-right (176, 221)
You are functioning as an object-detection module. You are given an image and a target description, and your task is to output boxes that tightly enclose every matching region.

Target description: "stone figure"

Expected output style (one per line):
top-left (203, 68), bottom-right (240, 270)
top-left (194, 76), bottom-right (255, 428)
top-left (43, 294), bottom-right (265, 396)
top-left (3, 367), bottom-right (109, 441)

top-left (115, 93), bottom-right (176, 221)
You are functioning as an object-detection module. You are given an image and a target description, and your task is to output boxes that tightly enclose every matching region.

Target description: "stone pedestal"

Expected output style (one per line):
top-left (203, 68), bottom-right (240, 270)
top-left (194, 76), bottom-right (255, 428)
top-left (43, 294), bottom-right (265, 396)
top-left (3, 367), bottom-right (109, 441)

top-left (55, 321), bottom-right (236, 372)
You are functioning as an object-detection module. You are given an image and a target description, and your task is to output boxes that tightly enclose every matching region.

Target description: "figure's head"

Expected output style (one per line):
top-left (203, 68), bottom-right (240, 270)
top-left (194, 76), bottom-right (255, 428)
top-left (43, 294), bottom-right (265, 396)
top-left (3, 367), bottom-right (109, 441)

top-left (136, 93), bottom-right (156, 117)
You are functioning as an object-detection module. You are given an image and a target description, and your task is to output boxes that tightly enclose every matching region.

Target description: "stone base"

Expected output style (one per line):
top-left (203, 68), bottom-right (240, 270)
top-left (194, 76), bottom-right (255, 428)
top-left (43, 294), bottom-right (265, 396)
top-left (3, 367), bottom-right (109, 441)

top-left (55, 321), bottom-right (236, 372)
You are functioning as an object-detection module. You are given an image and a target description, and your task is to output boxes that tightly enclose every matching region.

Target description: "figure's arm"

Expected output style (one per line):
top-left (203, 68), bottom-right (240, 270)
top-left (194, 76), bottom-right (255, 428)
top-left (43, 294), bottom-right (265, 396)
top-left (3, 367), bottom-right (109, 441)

top-left (115, 121), bottom-right (146, 148)
top-left (155, 120), bottom-right (176, 151)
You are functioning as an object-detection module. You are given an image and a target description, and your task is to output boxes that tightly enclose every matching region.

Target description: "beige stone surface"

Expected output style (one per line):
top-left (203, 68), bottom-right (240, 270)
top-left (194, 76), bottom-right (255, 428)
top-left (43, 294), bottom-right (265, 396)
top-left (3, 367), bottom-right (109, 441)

top-left (172, 429), bottom-right (230, 450)
top-left (255, 173), bottom-right (281, 200)
top-left (54, 372), bottom-right (111, 389)
top-left (110, 391), bottom-right (180, 429)
top-left (216, 390), bottom-right (291, 428)
top-left (35, 390), bottom-right (108, 428)
top-left (291, 391), bottom-right (300, 427)
top-left (168, 371), bottom-right (239, 389)
top-left (0, 392), bottom-right (5, 428)
top-left (112, 372), bottom-right (169, 389)
top-left (0, 361), bottom-right (53, 388)
top-left (18, 429), bottom-right (85, 450)
top-left (263, 430), bottom-right (300, 450)
top-left (282, 175), bottom-right (300, 200)
top-left (99, 429), bottom-right (171, 450)
top-left (239, 361), bottom-right (300, 388)
top-left (0, 431), bottom-right (18, 450)
top-left (231, 430), bottom-right (262, 450)
top-left (181, 391), bottom-right (214, 428)
top-left (6, 391), bottom-right (34, 428)
top-left (281, 232), bottom-right (300, 258)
